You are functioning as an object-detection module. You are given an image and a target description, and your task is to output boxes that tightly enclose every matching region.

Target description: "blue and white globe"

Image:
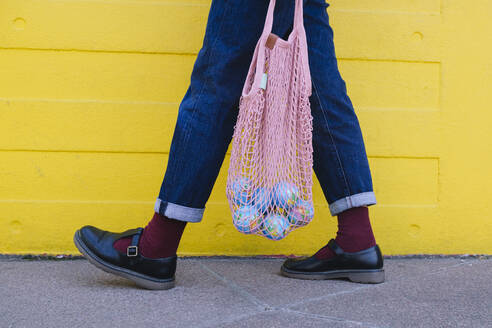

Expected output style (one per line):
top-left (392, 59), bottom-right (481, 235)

top-left (262, 213), bottom-right (289, 240)
top-left (287, 199), bottom-right (314, 226)
top-left (232, 177), bottom-right (252, 206)
top-left (252, 187), bottom-right (272, 213)
top-left (273, 181), bottom-right (299, 210)
top-left (233, 205), bottom-right (261, 234)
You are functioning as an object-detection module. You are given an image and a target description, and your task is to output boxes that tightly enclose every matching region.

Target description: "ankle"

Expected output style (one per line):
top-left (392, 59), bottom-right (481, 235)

top-left (113, 212), bottom-right (187, 259)
top-left (139, 213), bottom-right (187, 258)
top-left (314, 206), bottom-right (376, 260)
top-left (335, 206), bottom-right (376, 252)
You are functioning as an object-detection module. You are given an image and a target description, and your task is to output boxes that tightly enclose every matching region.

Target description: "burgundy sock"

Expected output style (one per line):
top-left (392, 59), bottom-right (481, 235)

top-left (113, 212), bottom-right (187, 259)
top-left (315, 206), bottom-right (376, 260)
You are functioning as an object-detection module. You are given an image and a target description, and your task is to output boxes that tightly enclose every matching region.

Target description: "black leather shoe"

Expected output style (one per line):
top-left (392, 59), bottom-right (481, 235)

top-left (281, 239), bottom-right (385, 284)
top-left (74, 226), bottom-right (176, 290)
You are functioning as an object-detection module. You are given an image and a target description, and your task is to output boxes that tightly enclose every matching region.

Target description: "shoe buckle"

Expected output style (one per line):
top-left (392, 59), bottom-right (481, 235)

top-left (127, 245), bottom-right (138, 257)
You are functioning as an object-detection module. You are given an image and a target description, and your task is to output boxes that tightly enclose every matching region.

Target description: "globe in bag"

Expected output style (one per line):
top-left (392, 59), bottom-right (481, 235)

top-left (233, 205), bottom-right (262, 234)
top-left (230, 177), bottom-right (315, 239)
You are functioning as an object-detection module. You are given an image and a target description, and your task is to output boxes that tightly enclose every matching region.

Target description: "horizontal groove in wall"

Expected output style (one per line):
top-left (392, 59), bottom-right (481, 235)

top-left (0, 97), bottom-right (439, 111)
top-left (0, 53), bottom-right (440, 107)
top-left (329, 9), bottom-right (440, 15)
top-left (0, 152), bottom-right (439, 205)
top-left (0, 149), bottom-right (439, 160)
top-left (0, 199), bottom-right (439, 209)
top-left (0, 199), bottom-right (154, 204)
top-left (0, 46), bottom-right (198, 57)
top-left (0, 46), bottom-right (442, 65)
top-left (328, 0), bottom-right (441, 13)
top-left (0, 97), bottom-right (180, 106)
top-left (0, 149), bottom-right (171, 155)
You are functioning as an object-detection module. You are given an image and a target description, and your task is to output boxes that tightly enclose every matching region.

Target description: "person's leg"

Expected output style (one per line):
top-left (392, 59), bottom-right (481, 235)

top-left (281, 0), bottom-right (383, 283)
top-left (124, 0), bottom-right (378, 258)
top-left (75, 1), bottom-right (288, 289)
top-left (304, 0), bottom-right (378, 256)
top-left (306, 1), bottom-right (376, 217)
top-left (116, 0), bottom-right (267, 258)
top-left (103, 0), bottom-right (300, 259)
top-left (154, 1), bottom-right (268, 223)
top-left (154, 0), bottom-right (303, 223)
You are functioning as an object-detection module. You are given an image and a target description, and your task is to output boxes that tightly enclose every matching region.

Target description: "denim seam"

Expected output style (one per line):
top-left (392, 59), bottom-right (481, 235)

top-left (168, 1), bottom-right (231, 191)
top-left (312, 79), bottom-right (352, 196)
top-left (154, 198), bottom-right (204, 223)
top-left (329, 191), bottom-right (377, 216)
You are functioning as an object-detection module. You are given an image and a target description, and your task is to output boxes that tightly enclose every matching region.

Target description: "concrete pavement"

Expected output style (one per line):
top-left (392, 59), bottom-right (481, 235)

top-left (1, 256), bottom-right (491, 328)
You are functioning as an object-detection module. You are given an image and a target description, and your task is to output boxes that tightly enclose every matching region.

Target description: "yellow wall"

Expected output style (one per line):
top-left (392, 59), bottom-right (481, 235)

top-left (1, 0), bottom-right (491, 255)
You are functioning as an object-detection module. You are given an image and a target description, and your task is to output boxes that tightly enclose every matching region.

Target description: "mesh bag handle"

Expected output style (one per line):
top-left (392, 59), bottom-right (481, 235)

top-left (246, 0), bottom-right (311, 97)
top-left (262, 0), bottom-right (305, 36)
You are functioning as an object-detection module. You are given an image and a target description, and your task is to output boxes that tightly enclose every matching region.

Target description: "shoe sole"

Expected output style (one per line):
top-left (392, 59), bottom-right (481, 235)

top-left (281, 266), bottom-right (385, 284)
top-left (73, 230), bottom-right (175, 290)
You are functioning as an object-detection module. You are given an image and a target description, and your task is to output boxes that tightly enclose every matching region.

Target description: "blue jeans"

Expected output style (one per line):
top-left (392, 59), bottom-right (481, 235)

top-left (154, 0), bottom-right (376, 222)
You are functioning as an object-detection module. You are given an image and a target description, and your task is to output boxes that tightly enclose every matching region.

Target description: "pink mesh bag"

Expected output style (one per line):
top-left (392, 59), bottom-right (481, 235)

top-left (226, 0), bottom-right (314, 240)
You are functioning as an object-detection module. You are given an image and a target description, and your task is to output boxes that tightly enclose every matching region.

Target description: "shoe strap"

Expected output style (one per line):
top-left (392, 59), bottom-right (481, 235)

top-left (127, 228), bottom-right (144, 257)
top-left (327, 239), bottom-right (344, 256)
top-left (119, 228), bottom-right (143, 239)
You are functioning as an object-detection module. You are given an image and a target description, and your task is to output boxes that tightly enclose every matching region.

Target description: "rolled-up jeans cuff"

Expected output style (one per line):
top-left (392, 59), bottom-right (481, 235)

top-left (154, 198), bottom-right (205, 223)
top-left (329, 192), bottom-right (377, 216)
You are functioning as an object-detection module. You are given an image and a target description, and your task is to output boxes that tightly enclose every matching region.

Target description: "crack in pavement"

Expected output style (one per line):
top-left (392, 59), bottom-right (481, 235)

top-left (198, 262), bottom-right (272, 310)
top-left (195, 259), bottom-right (477, 328)
top-left (198, 261), bottom-right (384, 327)
top-left (280, 308), bottom-right (389, 328)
